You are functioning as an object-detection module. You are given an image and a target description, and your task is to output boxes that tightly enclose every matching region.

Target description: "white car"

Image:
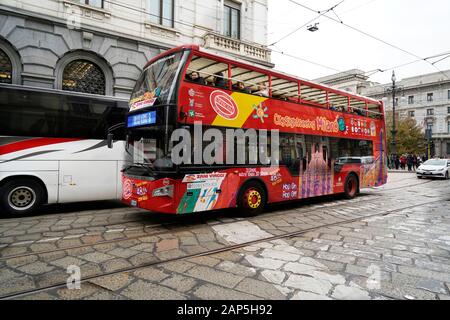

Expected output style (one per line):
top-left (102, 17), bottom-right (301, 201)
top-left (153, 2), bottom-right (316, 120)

top-left (416, 159), bottom-right (450, 179)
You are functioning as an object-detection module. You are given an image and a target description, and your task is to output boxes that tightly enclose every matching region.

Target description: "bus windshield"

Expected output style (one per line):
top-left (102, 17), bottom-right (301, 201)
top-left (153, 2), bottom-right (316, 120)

top-left (129, 51), bottom-right (189, 111)
top-left (125, 50), bottom-right (190, 175)
top-left (127, 127), bottom-right (174, 174)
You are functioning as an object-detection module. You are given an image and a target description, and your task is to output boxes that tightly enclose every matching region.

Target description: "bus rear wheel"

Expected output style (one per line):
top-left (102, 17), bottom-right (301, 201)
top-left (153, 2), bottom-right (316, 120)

top-left (343, 174), bottom-right (359, 199)
top-left (0, 179), bottom-right (44, 217)
top-left (237, 181), bottom-right (267, 217)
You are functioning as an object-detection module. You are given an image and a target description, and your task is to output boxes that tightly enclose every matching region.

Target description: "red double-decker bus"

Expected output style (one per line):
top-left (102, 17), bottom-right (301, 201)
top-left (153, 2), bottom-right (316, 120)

top-left (111, 45), bottom-right (387, 216)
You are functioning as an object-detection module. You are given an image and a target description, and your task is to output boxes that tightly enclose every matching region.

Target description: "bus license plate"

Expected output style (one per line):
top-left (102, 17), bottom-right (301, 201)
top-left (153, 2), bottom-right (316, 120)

top-left (131, 200), bottom-right (137, 207)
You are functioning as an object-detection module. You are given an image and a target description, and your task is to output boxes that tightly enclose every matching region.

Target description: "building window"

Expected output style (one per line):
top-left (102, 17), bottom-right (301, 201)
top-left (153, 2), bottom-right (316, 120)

top-left (448, 106), bottom-right (450, 114)
top-left (62, 60), bottom-right (106, 95)
top-left (408, 110), bottom-right (415, 117)
top-left (149, 0), bottom-right (174, 27)
top-left (427, 108), bottom-right (434, 116)
top-left (0, 48), bottom-right (12, 84)
top-left (448, 121), bottom-right (450, 134)
top-left (77, 0), bottom-right (104, 8)
top-left (427, 122), bottom-right (433, 132)
top-left (448, 90), bottom-right (450, 100)
top-left (223, 1), bottom-right (241, 39)
top-left (427, 93), bottom-right (433, 102)
top-left (408, 96), bottom-right (414, 104)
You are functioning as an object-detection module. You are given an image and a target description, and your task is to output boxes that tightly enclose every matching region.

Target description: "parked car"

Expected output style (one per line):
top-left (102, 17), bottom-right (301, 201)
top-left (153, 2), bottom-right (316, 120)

top-left (416, 159), bottom-right (450, 179)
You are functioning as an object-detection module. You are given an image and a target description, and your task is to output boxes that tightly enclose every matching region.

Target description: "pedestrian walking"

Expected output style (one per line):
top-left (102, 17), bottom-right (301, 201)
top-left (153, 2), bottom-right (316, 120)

top-left (395, 155), bottom-right (400, 170)
top-left (407, 154), bottom-right (413, 171)
top-left (400, 155), bottom-right (407, 170)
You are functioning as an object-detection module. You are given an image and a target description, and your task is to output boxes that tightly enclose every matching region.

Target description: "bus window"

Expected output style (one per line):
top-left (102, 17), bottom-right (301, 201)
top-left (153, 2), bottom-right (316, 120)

top-left (0, 89), bottom-right (60, 138)
top-left (271, 77), bottom-right (299, 101)
top-left (0, 87), bottom-right (127, 140)
top-left (186, 56), bottom-right (229, 88)
top-left (230, 66), bottom-right (268, 97)
top-left (336, 138), bottom-right (373, 158)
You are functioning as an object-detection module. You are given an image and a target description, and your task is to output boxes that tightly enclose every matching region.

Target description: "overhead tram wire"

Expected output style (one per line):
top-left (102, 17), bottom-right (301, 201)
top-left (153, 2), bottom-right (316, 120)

top-left (431, 54), bottom-right (450, 66)
top-left (100, 0), bottom-right (366, 83)
top-left (269, 0), bottom-right (345, 47)
top-left (271, 47), bottom-right (450, 84)
top-left (87, 0), bottom-right (410, 79)
top-left (270, 46), bottom-right (343, 74)
top-left (62, 0), bottom-right (362, 84)
top-left (87, 0), bottom-right (450, 83)
top-left (364, 51), bottom-right (450, 77)
top-left (286, 0), bottom-right (450, 80)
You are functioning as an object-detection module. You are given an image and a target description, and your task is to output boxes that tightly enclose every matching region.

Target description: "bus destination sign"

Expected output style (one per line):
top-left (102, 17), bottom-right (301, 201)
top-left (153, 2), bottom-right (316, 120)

top-left (127, 111), bottom-right (157, 128)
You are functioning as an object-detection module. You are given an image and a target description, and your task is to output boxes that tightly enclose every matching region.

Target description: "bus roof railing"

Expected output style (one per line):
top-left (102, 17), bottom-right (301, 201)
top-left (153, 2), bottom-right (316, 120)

top-left (185, 67), bottom-right (384, 117)
top-left (192, 45), bottom-right (382, 106)
top-left (144, 45), bottom-right (382, 109)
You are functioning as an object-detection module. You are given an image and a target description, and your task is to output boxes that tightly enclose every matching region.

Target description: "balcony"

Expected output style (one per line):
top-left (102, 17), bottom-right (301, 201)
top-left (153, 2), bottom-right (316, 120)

top-left (432, 132), bottom-right (450, 139)
top-left (203, 32), bottom-right (273, 67)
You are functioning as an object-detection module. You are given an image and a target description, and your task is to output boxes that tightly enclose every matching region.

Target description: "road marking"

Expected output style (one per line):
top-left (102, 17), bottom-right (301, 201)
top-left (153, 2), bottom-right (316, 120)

top-left (10, 241), bottom-right (34, 247)
top-left (37, 237), bottom-right (61, 243)
top-left (62, 235), bottom-right (84, 240)
top-left (105, 229), bottom-right (124, 233)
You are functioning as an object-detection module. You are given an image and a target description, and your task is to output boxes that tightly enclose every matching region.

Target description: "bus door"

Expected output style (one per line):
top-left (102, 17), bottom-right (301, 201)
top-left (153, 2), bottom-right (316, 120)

top-left (57, 96), bottom-right (118, 203)
top-left (58, 161), bottom-right (118, 202)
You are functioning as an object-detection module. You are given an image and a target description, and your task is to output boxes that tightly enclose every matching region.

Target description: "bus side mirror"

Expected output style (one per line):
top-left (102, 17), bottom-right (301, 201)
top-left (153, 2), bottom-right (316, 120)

top-left (107, 133), bottom-right (114, 149)
top-left (126, 135), bottom-right (130, 150)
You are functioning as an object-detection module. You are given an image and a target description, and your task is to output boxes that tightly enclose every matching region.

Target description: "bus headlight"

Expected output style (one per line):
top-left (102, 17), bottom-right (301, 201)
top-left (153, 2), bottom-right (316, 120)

top-left (152, 185), bottom-right (174, 198)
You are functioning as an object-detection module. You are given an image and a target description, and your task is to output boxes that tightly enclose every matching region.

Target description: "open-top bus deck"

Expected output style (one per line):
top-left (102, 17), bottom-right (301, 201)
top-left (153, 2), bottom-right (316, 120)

top-left (114, 45), bottom-right (387, 216)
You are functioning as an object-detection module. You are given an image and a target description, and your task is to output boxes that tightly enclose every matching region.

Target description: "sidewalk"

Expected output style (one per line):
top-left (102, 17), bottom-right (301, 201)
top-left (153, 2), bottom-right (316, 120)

top-left (388, 169), bottom-right (417, 173)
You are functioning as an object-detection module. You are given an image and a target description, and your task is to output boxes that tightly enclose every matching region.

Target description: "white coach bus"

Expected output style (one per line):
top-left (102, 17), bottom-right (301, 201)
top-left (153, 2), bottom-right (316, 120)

top-left (0, 84), bottom-right (130, 217)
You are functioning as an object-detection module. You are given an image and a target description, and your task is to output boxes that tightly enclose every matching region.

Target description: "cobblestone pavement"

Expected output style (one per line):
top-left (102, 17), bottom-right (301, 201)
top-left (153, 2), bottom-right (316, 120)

top-left (0, 172), bottom-right (449, 300)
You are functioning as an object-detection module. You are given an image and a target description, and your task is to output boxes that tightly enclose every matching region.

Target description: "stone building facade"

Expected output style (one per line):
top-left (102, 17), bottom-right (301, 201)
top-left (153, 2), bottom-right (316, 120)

top-left (315, 69), bottom-right (450, 158)
top-left (0, 0), bottom-right (271, 98)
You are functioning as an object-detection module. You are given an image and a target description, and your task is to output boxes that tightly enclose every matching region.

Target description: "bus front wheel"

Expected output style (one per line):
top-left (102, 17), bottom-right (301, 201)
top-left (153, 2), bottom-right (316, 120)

top-left (343, 174), bottom-right (359, 199)
top-left (0, 179), bottom-right (44, 217)
top-left (237, 181), bottom-right (267, 217)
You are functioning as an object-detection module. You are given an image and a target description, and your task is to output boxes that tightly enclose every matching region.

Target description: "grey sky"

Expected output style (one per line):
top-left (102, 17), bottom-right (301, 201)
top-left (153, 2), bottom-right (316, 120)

top-left (267, 0), bottom-right (450, 84)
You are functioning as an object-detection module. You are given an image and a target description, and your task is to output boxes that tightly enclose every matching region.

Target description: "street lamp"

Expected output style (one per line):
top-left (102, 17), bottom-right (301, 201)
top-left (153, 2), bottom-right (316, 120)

top-left (384, 71), bottom-right (403, 160)
top-left (391, 71), bottom-right (397, 157)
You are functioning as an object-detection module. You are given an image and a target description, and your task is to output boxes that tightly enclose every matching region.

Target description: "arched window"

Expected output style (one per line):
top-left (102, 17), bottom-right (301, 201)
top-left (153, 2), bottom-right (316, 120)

top-left (0, 48), bottom-right (12, 84)
top-left (62, 60), bottom-right (106, 95)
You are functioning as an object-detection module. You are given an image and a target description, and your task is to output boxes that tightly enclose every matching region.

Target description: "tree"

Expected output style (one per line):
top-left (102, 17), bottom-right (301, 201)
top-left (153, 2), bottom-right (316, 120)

top-left (384, 112), bottom-right (426, 155)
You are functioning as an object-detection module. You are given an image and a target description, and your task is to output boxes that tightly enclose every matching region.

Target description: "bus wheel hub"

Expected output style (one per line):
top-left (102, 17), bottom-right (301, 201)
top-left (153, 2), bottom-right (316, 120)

top-left (246, 190), bottom-right (261, 209)
top-left (8, 187), bottom-right (36, 210)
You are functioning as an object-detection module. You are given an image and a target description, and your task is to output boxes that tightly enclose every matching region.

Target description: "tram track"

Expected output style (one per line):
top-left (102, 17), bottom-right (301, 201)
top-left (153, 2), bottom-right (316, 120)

top-left (0, 178), bottom-right (439, 260)
top-left (0, 197), bottom-right (446, 300)
top-left (0, 176), bottom-right (433, 242)
top-left (0, 192), bottom-right (385, 259)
